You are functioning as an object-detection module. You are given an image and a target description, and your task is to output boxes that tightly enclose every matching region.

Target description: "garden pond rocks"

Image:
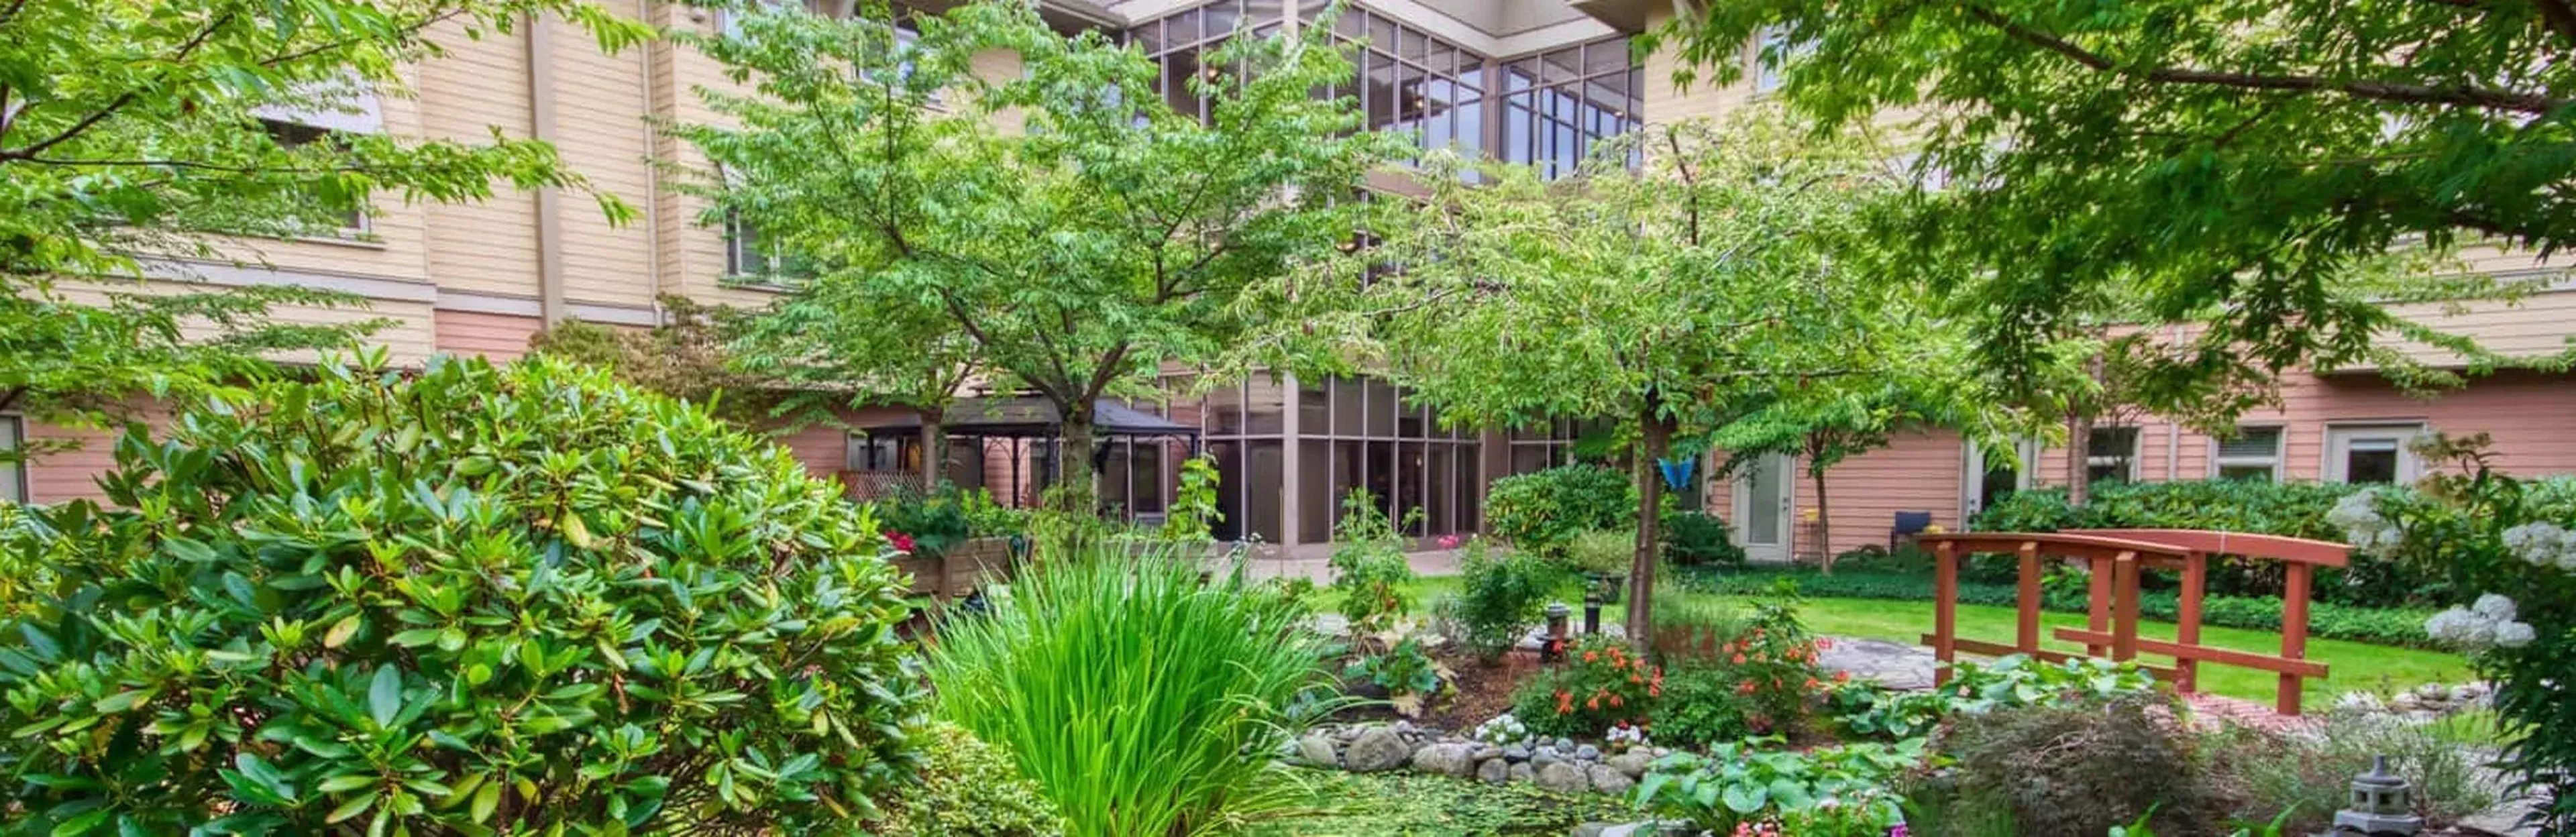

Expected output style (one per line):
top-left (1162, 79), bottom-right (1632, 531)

top-left (2335, 681), bottom-right (2494, 724)
top-left (1286, 722), bottom-right (1666, 799)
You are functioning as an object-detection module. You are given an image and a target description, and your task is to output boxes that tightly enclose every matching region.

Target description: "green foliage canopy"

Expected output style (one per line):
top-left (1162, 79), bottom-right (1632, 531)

top-left (1, 0), bottom-right (647, 443)
top-left (1643, 0), bottom-right (2576, 404)
top-left (676, 1), bottom-right (1401, 499)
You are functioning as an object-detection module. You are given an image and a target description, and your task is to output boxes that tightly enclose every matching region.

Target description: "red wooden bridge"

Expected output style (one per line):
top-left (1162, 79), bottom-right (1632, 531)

top-left (1917, 528), bottom-right (2352, 716)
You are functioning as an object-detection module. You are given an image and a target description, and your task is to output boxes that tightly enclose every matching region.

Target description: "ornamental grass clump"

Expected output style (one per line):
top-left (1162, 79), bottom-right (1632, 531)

top-left (0, 354), bottom-right (922, 836)
top-left (924, 543), bottom-right (1337, 837)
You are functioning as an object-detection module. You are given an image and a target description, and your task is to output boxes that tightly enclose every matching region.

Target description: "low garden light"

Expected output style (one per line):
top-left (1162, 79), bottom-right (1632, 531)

top-left (1544, 602), bottom-right (1571, 661)
top-left (2333, 755), bottom-right (2421, 836)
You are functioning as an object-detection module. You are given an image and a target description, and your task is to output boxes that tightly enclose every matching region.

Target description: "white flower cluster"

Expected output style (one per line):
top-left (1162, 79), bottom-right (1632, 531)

top-left (2328, 489), bottom-right (2404, 555)
top-left (2426, 594), bottom-right (2538, 651)
top-left (1604, 723), bottom-right (1648, 748)
top-left (1472, 713), bottom-right (1532, 746)
top-left (2502, 521), bottom-right (2576, 571)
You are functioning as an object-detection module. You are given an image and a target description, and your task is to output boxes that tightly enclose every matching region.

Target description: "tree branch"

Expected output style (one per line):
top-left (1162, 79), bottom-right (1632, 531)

top-left (2, 12), bottom-right (236, 162)
top-left (2531, 0), bottom-right (2576, 47)
top-left (1962, 5), bottom-right (2565, 115)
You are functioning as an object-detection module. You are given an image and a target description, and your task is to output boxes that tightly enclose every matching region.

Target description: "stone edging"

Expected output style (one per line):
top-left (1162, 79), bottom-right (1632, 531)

top-left (1282, 721), bottom-right (1665, 797)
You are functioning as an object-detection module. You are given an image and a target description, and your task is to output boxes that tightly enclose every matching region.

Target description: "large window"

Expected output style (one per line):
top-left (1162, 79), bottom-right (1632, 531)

top-left (1295, 3), bottom-right (1483, 163)
top-left (261, 119), bottom-right (368, 236)
top-left (2085, 425), bottom-right (2140, 486)
top-left (2212, 426), bottom-right (2284, 482)
top-left (2326, 423), bottom-right (2424, 484)
top-left (1495, 36), bottom-right (1640, 179)
top-left (1131, 1), bottom-right (1286, 124)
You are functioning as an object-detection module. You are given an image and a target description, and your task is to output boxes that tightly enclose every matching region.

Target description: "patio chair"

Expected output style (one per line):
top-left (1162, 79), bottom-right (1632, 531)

top-left (1890, 511), bottom-right (1934, 551)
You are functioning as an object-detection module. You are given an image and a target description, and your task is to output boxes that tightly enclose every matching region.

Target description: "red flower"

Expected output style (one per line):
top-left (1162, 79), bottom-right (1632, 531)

top-left (1587, 696), bottom-right (1601, 710)
top-left (1834, 671), bottom-right (1852, 683)
top-left (885, 531), bottom-right (916, 552)
top-left (1737, 680), bottom-right (1757, 695)
top-left (1609, 694), bottom-right (1623, 708)
top-left (1732, 653), bottom-right (1747, 665)
top-left (1804, 677), bottom-right (1821, 691)
top-left (1815, 638), bottom-right (1835, 651)
top-left (1648, 684), bottom-right (1661, 698)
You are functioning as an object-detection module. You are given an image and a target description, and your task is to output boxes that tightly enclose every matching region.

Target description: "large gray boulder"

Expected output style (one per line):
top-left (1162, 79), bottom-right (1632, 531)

top-left (1587, 762), bottom-right (1636, 796)
top-left (1477, 757), bottom-right (1510, 785)
top-left (1344, 725), bottom-right (1413, 773)
top-left (1296, 732), bottom-right (1340, 767)
top-left (1411, 743), bottom-right (1478, 777)
top-left (1536, 761), bottom-right (1591, 795)
top-left (1507, 762), bottom-right (1535, 783)
top-left (1605, 751), bottom-right (1654, 779)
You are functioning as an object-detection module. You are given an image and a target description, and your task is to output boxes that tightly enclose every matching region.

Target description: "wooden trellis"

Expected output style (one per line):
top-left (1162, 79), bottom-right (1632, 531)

top-left (1917, 528), bottom-right (2351, 716)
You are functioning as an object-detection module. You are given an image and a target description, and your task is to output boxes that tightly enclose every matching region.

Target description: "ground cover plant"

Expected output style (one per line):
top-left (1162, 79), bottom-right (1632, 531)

top-left (0, 355), bottom-right (921, 835)
top-left (1635, 736), bottom-right (1928, 834)
top-left (923, 543), bottom-right (1335, 837)
top-left (1246, 769), bottom-right (1631, 836)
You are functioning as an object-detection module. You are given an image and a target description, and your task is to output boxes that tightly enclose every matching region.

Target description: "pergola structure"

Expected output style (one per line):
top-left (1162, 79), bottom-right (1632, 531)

top-left (859, 396), bottom-right (1201, 509)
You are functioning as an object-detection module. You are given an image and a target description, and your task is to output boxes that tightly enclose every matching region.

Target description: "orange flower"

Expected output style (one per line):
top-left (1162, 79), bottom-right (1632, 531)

top-left (1587, 696), bottom-right (1601, 710)
top-left (1629, 674), bottom-right (1642, 684)
top-left (1804, 677), bottom-right (1821, 691)
top-left (1732, 653), bottom-right (1747, 665)
top-left (1737, 680), bottom-right (1756, 695)
top-left (1649, 684), bottom-right (1662, 698)
top-left (1609, 694), bottom-right (1624, 708)
top-left (1584, 650), bottom-right (1598, 663)
top-left (1834, 671), bottom-right (1852, 683)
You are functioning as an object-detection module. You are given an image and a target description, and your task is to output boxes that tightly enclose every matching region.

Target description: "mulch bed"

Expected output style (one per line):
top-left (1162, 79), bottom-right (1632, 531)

top-left (1333, 645), bottom-right (1551, 730)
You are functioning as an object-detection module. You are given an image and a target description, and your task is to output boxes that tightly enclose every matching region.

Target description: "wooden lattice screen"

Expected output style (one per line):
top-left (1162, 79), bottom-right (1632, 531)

top-left (1917, 528), bottom-right (2351, 716)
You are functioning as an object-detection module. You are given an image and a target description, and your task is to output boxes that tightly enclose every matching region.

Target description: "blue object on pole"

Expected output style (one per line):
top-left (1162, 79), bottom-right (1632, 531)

top-left (1656, 457), bottom-right (1697, 492)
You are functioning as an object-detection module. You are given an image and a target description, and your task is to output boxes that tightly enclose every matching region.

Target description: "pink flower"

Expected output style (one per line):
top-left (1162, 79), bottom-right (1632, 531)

top-left (885, 531), bottom-right (916, 553)
top-left (1437, 533), bottom-right (1462, 549)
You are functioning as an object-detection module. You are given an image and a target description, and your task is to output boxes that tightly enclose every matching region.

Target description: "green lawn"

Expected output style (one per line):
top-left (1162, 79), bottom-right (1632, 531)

top-left (1394, 576), bottom-right (2470, 706)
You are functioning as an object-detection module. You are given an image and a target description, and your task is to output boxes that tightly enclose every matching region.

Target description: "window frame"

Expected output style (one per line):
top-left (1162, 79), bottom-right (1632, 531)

top-left (0, 414), bottom-right (24, 504)
top-left (2084, 425), bottom-right (2142, 485)
top-left (2210, 425), bottom-right (2286, 482)
top-left (2322, 422), bottom-right (2426, 485)
top-left (259, 118), bottom-right (372, 239)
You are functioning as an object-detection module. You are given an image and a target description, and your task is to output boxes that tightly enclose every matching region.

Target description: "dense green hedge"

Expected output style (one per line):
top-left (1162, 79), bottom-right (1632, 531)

top-left (1682, 567), bottom-right (2442, 649)
top-left (1969, 480), bottom-right (2447, 607)
top-left (1483, 465), bottom-right (1633, 555)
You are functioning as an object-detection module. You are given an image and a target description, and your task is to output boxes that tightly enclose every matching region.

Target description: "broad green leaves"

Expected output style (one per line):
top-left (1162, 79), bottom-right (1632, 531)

top-left (0, 356), bottom-right (921, 834)
top-left (677, 1), bottom-right (1401, 491)
top-left (1643, 0), bottom-right (2576, 408)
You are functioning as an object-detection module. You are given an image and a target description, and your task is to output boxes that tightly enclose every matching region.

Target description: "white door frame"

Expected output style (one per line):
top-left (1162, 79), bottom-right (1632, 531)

top-left (1733, 451), bottom-right (1796, 563)
top-left (1960, 437), bottom-right (2041, 523)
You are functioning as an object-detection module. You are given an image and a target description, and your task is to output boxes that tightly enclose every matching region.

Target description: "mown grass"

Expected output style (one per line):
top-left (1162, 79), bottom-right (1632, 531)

top-left (1395, 575), bottom-right (2471, 705)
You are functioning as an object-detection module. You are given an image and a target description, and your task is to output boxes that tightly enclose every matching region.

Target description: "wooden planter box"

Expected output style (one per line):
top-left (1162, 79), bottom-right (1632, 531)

top-left (892, 537), bottom-right (1018, 600)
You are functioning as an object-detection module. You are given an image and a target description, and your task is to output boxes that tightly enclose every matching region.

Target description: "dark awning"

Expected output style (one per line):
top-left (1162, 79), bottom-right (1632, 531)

top-left (857, 396), bottom-right (1199, 439)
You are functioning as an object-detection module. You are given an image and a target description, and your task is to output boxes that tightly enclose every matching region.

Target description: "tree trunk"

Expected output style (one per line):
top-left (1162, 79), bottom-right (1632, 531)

top-left (1054, 401), bottom-right (1098, 512)
top-left (2066, 410), bottom-right (2092, 506)
top-left (1813, 465), bottom-right (1833, 575)
top-left (916, 406), bottom-right (946, 485)
top-left (1626, 397), bottom-right (1672, 651)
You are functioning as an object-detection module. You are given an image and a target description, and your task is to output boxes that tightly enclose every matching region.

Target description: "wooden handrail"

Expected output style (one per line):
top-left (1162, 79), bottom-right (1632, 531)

top-left (1923, 528), bottom-right (2342, 716)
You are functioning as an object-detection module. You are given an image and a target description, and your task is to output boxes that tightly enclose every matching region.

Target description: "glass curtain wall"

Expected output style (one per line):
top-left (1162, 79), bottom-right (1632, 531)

top-left (1304, 375), bottom-right (1480, 542)
top-left (1296, 1), bottom-right (1483, 163)
top-left (1497, 36), bottom-right (1641, 179)
top-left (1130, 1), bottom-right (1289, 123)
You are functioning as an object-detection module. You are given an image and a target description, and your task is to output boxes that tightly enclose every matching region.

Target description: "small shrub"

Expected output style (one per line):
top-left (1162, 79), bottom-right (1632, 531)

top-left (957, 487), bottom-right (1029, 538)
top-left (0, 356), bottom-right (921, 834)
top-left (1643, 666), bottom-right (1754, 748)
top-left (1658, 582), bottom-right (1829, 744)
top-left (875, 722), bottom-right (1063, 837)
top-left (1345, 636), bottom-right (1444, 716)
top-left (1484, 465), bottom-right (1632, 556)
top-left (1939, 695), bottom-right (2218, 836)
top-left (1662, 508), bottom-right (1745, 566)
top-left (1635, 736), bottom-right (1925, 834)
top-left (1563, 528), bottom-right (1636, 577)
top-left (1508, 636), bottom-right (1661, 738)
top-left (1831, 654), bottom-right (2157, 740)
top-left (925, 543), bottom-right (1336, 837)
top-left (1328, 489), bottom-right (1417, 638)
top-left (1830, 543), bottom-right (1935, 574)
top-left (2212, 711), bottom-right (2493, 830)
top-left (1442, 541), bottom-right (1562, 663)
top-left (879, 482), bottom-right (976, 554)
top-left (1647, 579), bottom-right (1748, 663)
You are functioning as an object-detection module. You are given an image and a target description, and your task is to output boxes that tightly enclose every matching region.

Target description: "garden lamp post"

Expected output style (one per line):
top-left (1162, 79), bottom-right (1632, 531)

top-left (2332, 755), bottom-right (2422, 836)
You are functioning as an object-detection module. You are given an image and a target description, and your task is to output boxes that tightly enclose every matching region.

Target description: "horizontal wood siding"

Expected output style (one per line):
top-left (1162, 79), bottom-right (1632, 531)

top-left (433, 311), bottom-right (546, 360)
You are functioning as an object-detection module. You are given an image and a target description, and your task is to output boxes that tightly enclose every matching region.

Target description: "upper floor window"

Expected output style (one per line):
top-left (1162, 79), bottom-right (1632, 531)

top-left (2085, 425), bottom-right (2140, 486)
top-left (1752, 25), bottom-right (1813, 95)
top-left (723, 209), bottom-right (787, 278)
top-left (0, 415), bottom-right (23, 504)
top-left (1497, 36), bottom-right (1639, 180)
top-left (2213, 426), bottom-right (2284, 482)
top-left (260, 119), bottom-right (368, 237)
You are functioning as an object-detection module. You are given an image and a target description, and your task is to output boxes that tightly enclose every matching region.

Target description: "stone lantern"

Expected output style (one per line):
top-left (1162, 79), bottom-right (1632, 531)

top-left (1543, 602), bottom-right (1571, 661)
top-left (2333, 755), bottom-right (2422, 836)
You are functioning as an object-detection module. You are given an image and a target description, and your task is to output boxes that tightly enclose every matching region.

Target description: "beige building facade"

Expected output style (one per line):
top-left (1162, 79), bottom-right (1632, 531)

top-left (15, 0), bottom-right (2571, 561)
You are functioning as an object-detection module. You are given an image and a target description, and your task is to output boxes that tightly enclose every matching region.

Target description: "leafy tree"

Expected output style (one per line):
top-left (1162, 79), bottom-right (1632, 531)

top-left (675, 1), bottom-right (1399, 506)
top-left (1, 0), bottom-right (647, 451)
top-left (527, 294), bottom-right (787, 427)
top-left (1295, 111), bottom-right (1935, 643)
top-left (1711, 369), bottom-right (1988, 571)
top-left (724, 280), bottom-right (979, 482)
top-left (1641, 0), bottom-right (2574, 415)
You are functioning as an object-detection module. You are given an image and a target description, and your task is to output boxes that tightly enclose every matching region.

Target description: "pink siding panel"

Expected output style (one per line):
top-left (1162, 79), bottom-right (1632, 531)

top-left (432, 311), bottom-right (545, 361)
top-left (1813, 431), bottom-right (1968, 557)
